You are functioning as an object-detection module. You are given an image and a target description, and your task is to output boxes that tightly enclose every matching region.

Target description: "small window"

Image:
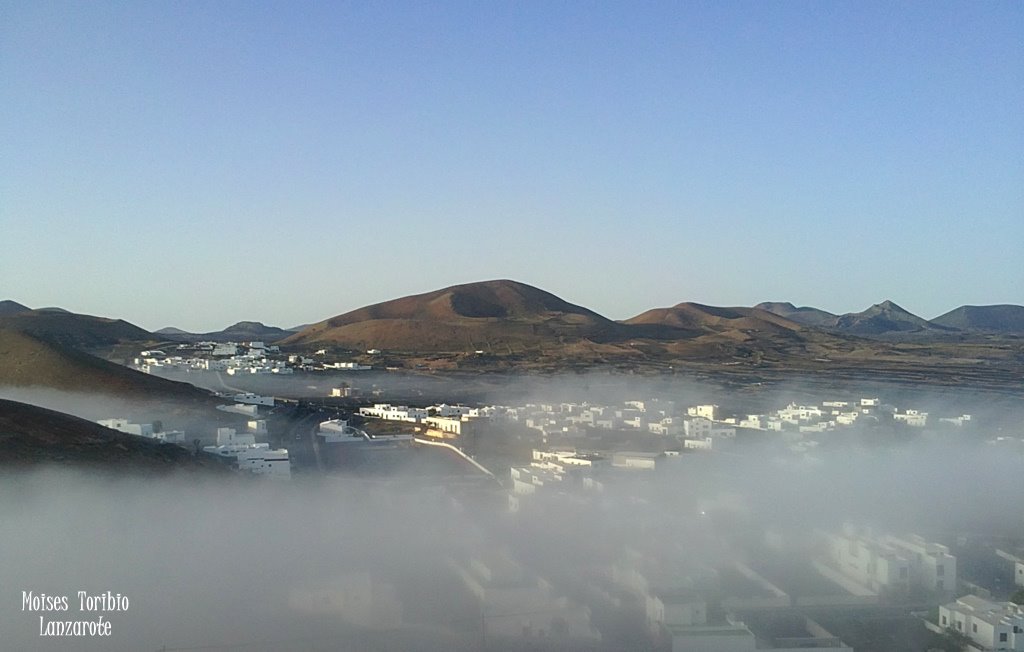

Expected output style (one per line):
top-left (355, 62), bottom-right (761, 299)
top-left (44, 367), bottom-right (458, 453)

top-left (972, 623), bottom-right (977, 633)
top-left (1000, 633), bottom-right (1008, 642)
top-left (941, 615), bottom-right (947, 625)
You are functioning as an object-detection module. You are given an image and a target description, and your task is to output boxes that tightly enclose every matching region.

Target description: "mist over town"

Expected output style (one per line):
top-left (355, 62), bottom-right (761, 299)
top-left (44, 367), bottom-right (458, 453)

top-left (2, 2), bottom-right (1022, 651)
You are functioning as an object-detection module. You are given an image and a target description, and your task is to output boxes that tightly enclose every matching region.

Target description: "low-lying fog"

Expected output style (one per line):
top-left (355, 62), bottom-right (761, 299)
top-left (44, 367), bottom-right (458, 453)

top-left (2, 372), bottom-right (1022, 650)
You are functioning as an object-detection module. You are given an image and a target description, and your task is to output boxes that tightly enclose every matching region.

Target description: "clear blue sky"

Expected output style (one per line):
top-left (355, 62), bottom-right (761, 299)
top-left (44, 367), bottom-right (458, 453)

top-left (2, 1), bottom-right (1021, 331)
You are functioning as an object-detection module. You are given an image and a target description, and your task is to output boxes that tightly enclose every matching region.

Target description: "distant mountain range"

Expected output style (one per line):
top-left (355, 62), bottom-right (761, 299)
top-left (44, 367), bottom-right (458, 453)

top-left (280, 281), bottom-right (1024, 353)
top-left (755, 300), bottom-right (1019, 336)
top-left (3, 287), bottom-right (1022, 368)
top-left (155, 321), bottom-right (294, 343)
top-left (752, 302), bottom-right (838, 328)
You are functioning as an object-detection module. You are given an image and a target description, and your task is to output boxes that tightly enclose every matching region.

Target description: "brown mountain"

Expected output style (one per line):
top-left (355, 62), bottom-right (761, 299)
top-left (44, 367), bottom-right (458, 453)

top-left (0, 398), bottom-right (224, 472)
top-left (284, 280), bottom-right (630, 351)
top-left (625, 302), bottom-right (807, 336)
top-left (0, 328), bottom-right (209, 402)
top-left (619, 301), bottom-right (868, 363)
top-left (0, 309), bottom-right (152, 349)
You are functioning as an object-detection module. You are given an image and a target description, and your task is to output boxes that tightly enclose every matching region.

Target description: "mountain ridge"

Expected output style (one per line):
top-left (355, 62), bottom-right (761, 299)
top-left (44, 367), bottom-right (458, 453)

top-left (284, 279), bottom-right (631, 351)
top-left (155, 321), bottom-right (291, 343)
top-left (931, 304), bottom-right (1024, 334)
top-left (0, 309), bottom-right (153, 349)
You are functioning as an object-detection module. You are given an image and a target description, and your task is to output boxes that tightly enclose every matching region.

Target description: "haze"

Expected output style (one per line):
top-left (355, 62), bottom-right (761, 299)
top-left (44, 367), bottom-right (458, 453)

top-left (2, 371), bottom-right (1022, 651)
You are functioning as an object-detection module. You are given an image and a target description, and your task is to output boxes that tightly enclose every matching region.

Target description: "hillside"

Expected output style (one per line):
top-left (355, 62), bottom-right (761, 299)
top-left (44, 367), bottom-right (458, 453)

top-left (832, 300), bottom-right (953, 336)
top-left (0, 328), bottom-right (210, 402)
top-left (284, 279), bottom-right (630, 351)
top-left (0, 398), bottom-right (224, 472)
top-left (625, 303), bottom-right (807, 335)
top-left (931, 305), bottom-right (1024, 334)
top-left (754, 302), bottom-right (838, 328)
top-left (156, 321), bottom-right (291, 343)
top-left (0, 300), bottom-right (31, 316)
top-left (620, 302), bottom-right (862, 363)
top-left (0, 309), bottom-right (152, 348)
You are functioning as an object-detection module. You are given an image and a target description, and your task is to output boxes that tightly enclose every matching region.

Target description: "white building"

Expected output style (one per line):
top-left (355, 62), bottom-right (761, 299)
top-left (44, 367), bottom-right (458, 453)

top-left (98, 418), bottom-right (153, 438)
top-left (203, 428), bottom-right (290, 477)
top-left (739, 414), bottom-right (784, 431)
top-left (323, 361), bottom-right (371, 370)
top-left (235, 447), bottom-right (291, 477)
top-left (776, 403), bottom-right (824, 423)
top-left (612, 451), bottom-right (663, 470)
top-left (822, 401), bottom-right (849, 408)
top-left (217, 403), bottom-right (260, 417)
top-left (432, 404), bottom-right (474, 418)
top-left (212, 344), bottom-right (238, 356)
top-left (318, 419), bottom-right (370, 443)
top-left (880, 534), bottom-right (956, 594)
top-left (318, 420), bottom-right (412, 445)
top-left (233, 393), bottom-right (274, 407)
top-left (939, 414), bottom-right (973, 426)
top-left (687, 405), bottom-right (720, 420)
top-left (684, 417), bottom-right (736, 440)
top-left (893, 409), bottom-right (928, 427)
top-left (358, 403), bottom-right (428, 422)
top-left (423, 415), bottom-right (468, 436)
top-left (939, 595), bottom-right (1024, 651)
top-left (683, 438), bottom-right (713, 451)
top-left (823, 526), bottom-right (955, 596)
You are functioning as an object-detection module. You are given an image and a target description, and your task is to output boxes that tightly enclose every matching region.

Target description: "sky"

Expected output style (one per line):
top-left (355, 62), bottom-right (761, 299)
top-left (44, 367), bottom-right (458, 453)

top-left (1, 1), bottom-right (1022, 332)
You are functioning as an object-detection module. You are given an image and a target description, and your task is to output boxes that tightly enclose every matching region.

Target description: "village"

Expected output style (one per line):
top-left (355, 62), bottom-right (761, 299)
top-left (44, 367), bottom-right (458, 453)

top-left (95, 340), bottom-right (1024, 652)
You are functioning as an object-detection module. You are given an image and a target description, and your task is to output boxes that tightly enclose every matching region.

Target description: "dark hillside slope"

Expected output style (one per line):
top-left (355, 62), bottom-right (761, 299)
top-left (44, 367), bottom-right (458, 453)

top-left (0, 399), bottom-right (225, 473)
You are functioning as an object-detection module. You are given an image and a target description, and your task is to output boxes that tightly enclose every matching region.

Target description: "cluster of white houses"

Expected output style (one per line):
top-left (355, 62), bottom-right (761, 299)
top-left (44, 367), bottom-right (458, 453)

top-left (202, 427), bottom-right (291, 477)
top-left (356, 403), bottom-right (496, 440)
top-left (97, 413), bottom-right (290, 478)
top-left (348, 392), bottom-right (1016, 651)
top-left (136, 341), bottom-right (294, 375)
top-left (355, 395), bottom-right (973, 458)
top-left (715, 398), bottom-right (972, 433)
top-left (138, 341), bottom-right (380, 376)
